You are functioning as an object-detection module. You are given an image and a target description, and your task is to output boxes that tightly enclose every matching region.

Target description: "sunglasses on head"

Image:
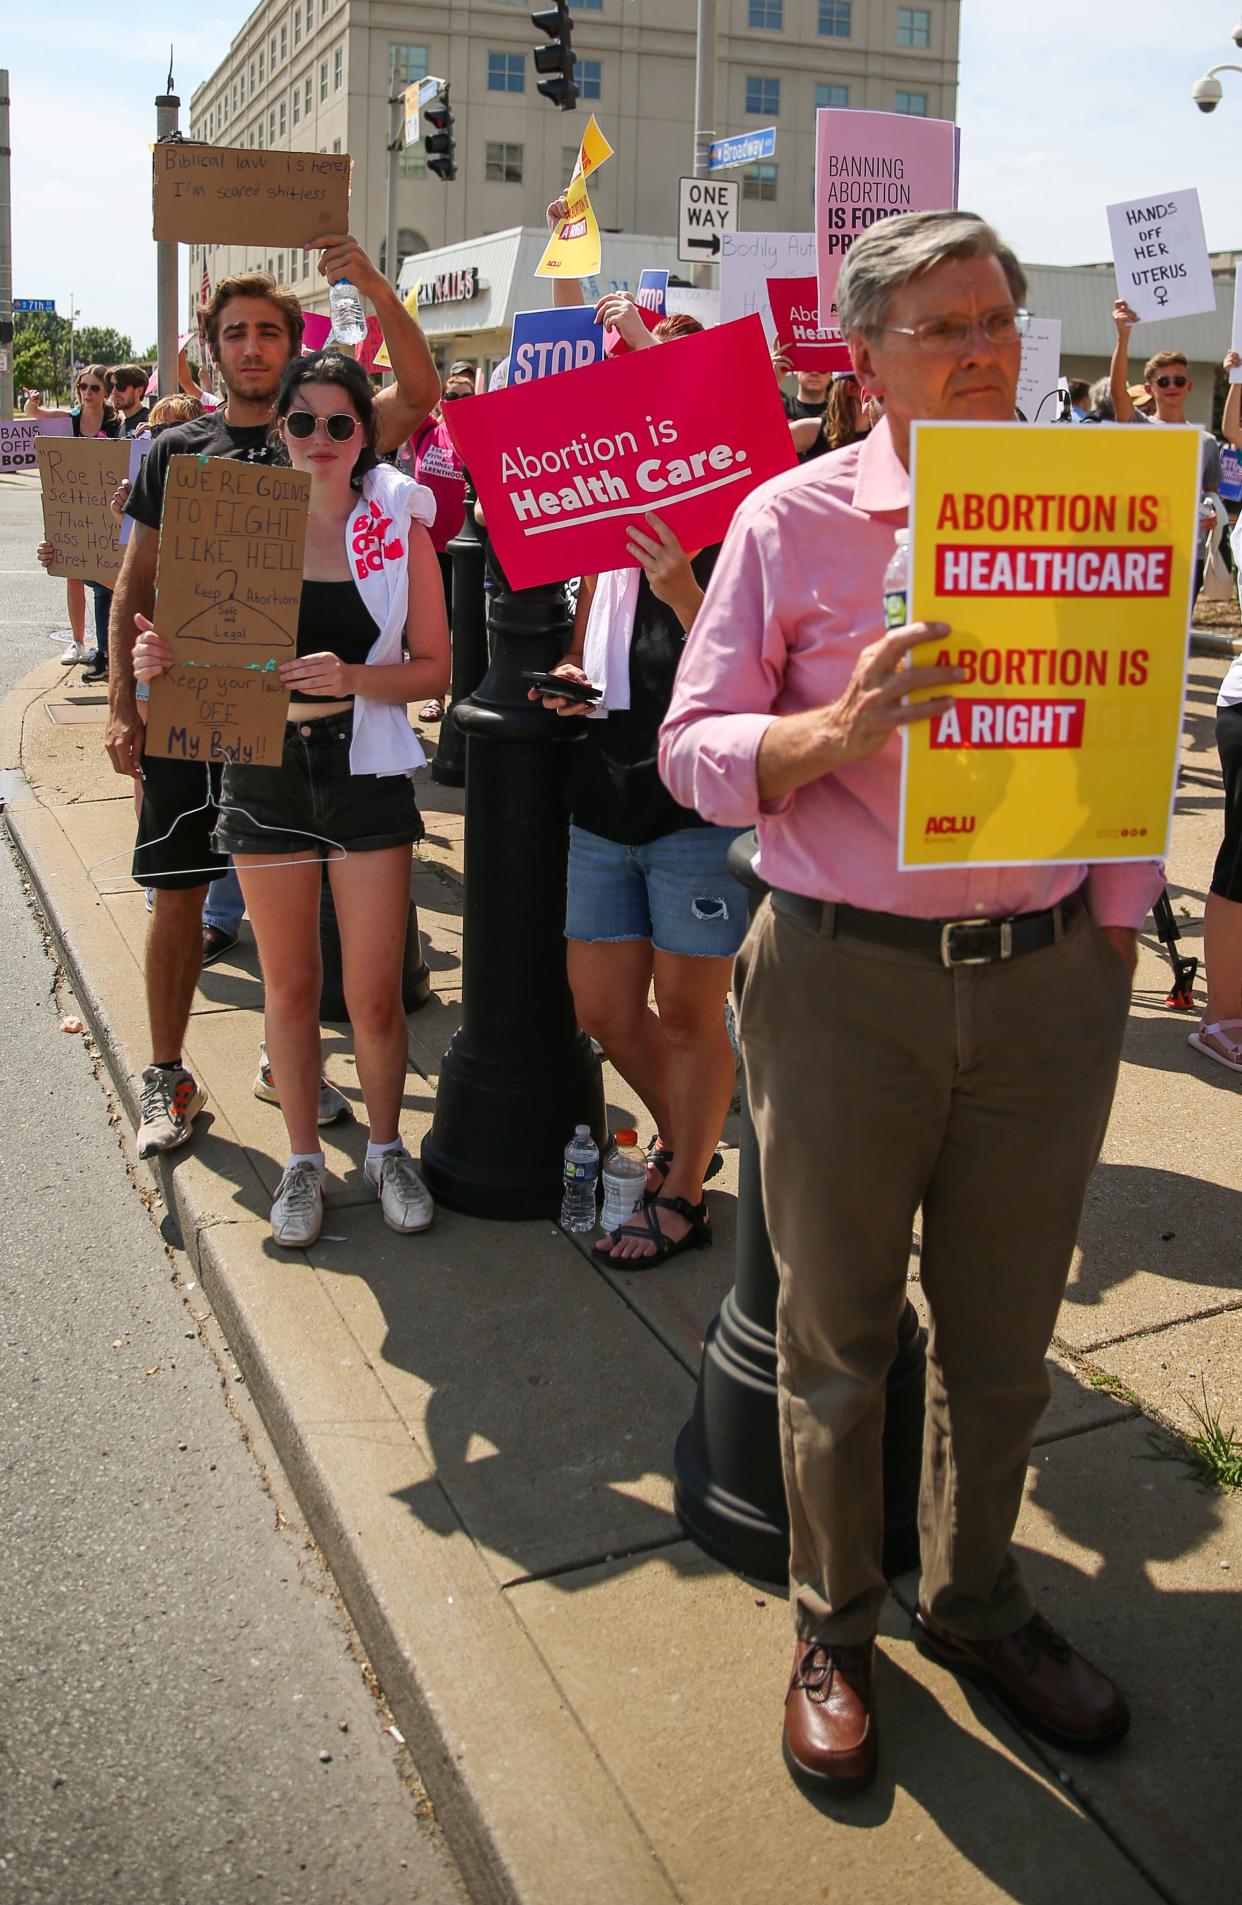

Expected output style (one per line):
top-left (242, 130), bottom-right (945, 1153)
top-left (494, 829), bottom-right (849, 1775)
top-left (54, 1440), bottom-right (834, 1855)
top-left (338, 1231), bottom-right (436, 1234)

top-left (284, 409), bottom-right (360, 441)
top-left (1153, 374), bottom-right (1188, 390)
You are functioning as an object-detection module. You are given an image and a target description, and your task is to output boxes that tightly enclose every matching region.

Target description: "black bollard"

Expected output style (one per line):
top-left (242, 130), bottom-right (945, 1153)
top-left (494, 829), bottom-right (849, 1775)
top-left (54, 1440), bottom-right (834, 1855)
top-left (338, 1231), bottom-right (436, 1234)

top-left (431, 471), bottom-right (490, 789)
top-left (673, 831), bottom-right (926, 1585)
top-left (318, 868), bottom-right (430, 1024)
top-left (420, 562), bottom-right (607, 1218)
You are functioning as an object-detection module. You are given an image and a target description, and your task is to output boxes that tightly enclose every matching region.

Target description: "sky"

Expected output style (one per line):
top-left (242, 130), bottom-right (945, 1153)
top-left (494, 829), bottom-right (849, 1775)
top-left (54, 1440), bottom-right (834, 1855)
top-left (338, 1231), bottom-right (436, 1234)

top-left (7, 1), bottom-right (1242, 352)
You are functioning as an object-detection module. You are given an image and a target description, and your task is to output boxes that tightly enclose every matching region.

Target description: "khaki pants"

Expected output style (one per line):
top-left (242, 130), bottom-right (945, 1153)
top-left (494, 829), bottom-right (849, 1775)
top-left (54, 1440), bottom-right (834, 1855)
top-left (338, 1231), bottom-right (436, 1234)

top-left (735, 898), bottom-right (1131, 1644)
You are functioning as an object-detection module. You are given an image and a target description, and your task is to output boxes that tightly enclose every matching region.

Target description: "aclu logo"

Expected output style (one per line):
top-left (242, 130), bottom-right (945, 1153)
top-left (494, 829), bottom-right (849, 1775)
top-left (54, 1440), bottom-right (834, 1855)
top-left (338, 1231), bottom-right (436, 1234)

top-left (924, 815), bottom-right (976, 836)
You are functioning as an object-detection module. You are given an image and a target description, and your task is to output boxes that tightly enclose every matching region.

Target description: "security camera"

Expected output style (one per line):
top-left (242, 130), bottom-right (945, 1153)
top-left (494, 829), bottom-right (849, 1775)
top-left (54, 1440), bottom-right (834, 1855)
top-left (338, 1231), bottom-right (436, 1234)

top-left (1233, 15), bottom-right (1242, 48)
top-left (1193, 74), bottom-right (1223, 112)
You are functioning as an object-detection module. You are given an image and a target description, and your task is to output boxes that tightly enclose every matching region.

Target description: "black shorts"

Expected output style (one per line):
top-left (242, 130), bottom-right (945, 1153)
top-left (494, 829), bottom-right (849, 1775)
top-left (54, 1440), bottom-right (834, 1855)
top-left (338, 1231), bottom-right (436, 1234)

top-left (133, 754), bottom-right (225, 891)
top-left (1211, 701), bottom-right (1242, 901)
top-left (213, 707), bottom-right (424, 858)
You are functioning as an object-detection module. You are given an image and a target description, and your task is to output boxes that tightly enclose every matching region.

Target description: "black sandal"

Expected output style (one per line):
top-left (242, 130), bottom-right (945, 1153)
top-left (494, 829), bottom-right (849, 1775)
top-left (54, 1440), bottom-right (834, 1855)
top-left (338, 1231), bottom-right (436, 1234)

top-left (645, 1136), bottom-right (724, 1195)
top-left (595, 1193), bottom-right (713, 1268)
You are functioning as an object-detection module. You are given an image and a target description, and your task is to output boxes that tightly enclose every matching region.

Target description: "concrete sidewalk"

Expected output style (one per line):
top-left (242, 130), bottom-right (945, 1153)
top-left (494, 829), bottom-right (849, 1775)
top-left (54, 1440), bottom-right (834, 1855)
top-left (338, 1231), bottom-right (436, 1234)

top-left (4, 653), bottom-right (1240, 1905)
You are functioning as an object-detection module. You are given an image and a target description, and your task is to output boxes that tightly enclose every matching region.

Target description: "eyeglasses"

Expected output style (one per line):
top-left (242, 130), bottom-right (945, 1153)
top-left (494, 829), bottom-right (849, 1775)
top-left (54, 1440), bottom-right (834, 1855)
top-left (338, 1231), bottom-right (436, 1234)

top-left (440, 389), bottom-right (466, 402)
top-left (284, 409), bottom-right (360, 441)
top-left (78, 381), bottom-right (103, 393)
top-left (1153, 374), bottom-right (1188, 390)
top-left (880, 308), bottom-right (1031, 353)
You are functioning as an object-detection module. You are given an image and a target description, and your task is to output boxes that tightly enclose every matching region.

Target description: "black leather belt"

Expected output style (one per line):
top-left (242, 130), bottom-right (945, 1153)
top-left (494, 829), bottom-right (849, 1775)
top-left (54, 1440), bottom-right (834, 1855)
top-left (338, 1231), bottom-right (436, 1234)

top-left (769, 884), bottom-right (1086, 968)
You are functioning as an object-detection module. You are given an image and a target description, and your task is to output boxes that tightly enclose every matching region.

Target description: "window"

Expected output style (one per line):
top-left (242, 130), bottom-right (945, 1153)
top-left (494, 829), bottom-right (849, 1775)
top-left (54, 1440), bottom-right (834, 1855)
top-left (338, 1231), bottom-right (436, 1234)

top-left (486, 141), bottom-right (524, 183)
top-left (290, 248), bottom-right (298, 278)
top-left (280, 22), bottom-right (288, 60)
top-left (278, 99), bottom-right (286, 134)
top-left (306, 0), bottom-right (313, 27)
top-left (815, 82), bottom-right (849, 108)
top-left (294, 12), bottom-right (301, 45)
top-left (579, 58), bottom-right (601, 100)
top-left (399, 147), bottom-right (427, 178)
top-left (268, 110), bottom-right (276, 142)
top-left (270, 35), bottom-right (277, 70)
top-left (333, 46), bottom-right (343, 89)
top-left (568, 0), bottom-right (603, 8)
top-left (257, 124), bottom-right (264, 147)
top-left (305, 76), bottom-right (312, 116)
top-left (267, 257), bottom-right (274, 278)
top-left (391, 43), bottom-right (429, 87)
top-left (249, 60), bottom-right (255, 92)
top-left (742, 161), bottom-right (778, 202)
top-left (249, 128), bottom-right (255, 147)
top-left (748, 0), bottom-right (782, 25)
top-left (818, 0), bottom-right (851, 36)
top-left (562, 144), bottom-right (579, 178)
top-left (332, 136), bottom-right (341, 152)
top-left (232, 82), bottom-right (238, 111)
top-left (897, 7), bottom-right (931, 47)
top-left (276, 254), bottom-right (284, 283)
top-left (302, 250), bottom-right (310, 280)
top-left (240, 72), bottom-right (246, 104)
top-left (745, 75), bottom-right (780, 116)
top-left (259, 48), bottom-right (265, 81)
top-left (293, 86), bottom-right (300, 125)
top-left (487, 51), bottom-right (525, 93)
top-left (320, 60), bottom-right (328, 101)
top-left (894, 89), bottom-right (928, 114)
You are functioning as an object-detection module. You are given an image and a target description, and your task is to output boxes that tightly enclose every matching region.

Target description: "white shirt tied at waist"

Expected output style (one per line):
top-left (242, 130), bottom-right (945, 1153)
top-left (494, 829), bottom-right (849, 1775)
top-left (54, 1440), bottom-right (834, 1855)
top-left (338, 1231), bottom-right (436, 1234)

top-left (345, 461), bottom-right (437, 777)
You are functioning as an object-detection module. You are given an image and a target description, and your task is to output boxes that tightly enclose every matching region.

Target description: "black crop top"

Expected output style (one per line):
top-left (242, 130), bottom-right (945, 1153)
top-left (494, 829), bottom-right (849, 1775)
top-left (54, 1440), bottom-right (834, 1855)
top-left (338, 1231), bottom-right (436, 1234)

top-left (294, 579), bottom-right (378, 701)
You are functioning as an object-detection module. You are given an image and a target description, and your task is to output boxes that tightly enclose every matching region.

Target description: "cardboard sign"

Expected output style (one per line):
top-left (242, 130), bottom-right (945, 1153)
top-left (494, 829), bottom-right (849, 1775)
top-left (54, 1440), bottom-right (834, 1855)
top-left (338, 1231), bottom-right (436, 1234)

top-left (900, 421), bottom-right (1199, 869)
top-left (767, 277), bottom-right (852, 372)
top-left (1016, 317), bottom-right (1063, 423)
top-left (145, 455), bottom-right (310, 766)
top-left (636, 269), bottom-right (669, 315)
top-left (0, 415), bottom-right (72, 473)
top-left (815, 108), bottom-right (959, 321)
top-left (444, 315), bottom-right (797, 590)
top-left (536, 116), bottom-right (614, 280)
top-left (720, 231), bottom-right (816, 338)
top-left (1106, 188), bottom-right (1215, 326)
top-left (36, 438), bottom-right (130, 586)
top-left (510, 306), bottom-right (607, 384)
top-left (152, 144), bottom-right (351, 245)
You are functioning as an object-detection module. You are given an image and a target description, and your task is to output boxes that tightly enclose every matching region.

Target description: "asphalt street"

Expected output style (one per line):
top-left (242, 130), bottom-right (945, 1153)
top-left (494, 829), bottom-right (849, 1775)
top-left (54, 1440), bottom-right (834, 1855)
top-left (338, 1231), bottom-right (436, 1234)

top-left (0, 482), bottom-right (468, 1904)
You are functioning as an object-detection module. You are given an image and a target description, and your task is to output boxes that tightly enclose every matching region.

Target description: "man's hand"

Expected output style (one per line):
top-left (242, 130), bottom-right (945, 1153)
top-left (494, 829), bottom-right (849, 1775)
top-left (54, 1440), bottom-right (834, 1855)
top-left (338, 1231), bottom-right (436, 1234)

top-left (315, 233), bottom-right (383, 300)
top-left (594, 293), bottom-right (652, 351)
top-left (132, 615), bottom-right (174, 682)
top-left (1112, 299), bottom-right (1139, 339)
top-left (1098, 925), bottom-right (1138, 977)
top-left (36, 540), bottom-right (56, 570)
top-left (821, 623), bottom-right (963, 766)
top-left (771, 336), bottom-right (793, 380)
top-left (105, 681), bottom-right (146, 779)
top-left (109, 479), bottom-right (132, 524)
top-left (625, 514), bottom-right (702, 627)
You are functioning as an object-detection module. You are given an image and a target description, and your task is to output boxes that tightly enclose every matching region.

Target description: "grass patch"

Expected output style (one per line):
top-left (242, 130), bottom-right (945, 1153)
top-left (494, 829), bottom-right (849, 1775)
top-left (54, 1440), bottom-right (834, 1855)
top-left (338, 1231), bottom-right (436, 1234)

top-left (1148, 1381), bottom-right (1242, 1493)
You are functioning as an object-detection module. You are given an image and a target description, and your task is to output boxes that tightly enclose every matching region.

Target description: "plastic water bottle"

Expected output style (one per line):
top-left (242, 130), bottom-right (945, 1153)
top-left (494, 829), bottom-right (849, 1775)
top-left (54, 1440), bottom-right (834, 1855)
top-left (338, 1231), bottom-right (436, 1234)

top-left (883, 528), bottom-right (910, 630)
top-left (329, 278), bottom-right (368, 346)
top-left (560, 1125), bottom-right (599, 1234)
top-left (599, 1127), bottom-right (646, 1234)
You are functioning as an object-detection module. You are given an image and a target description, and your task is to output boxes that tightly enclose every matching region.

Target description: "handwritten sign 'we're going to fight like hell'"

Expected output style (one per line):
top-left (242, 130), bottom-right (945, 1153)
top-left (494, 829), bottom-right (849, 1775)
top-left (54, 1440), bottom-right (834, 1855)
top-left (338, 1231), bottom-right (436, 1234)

top-left (146, 455), bottom-right (310, 767)
top-left (152, 144), bottom-right (351, 246)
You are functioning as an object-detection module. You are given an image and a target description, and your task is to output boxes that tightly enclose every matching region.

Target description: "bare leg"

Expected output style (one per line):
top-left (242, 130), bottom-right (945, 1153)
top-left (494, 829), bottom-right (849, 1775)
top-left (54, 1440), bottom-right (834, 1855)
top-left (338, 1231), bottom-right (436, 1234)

top-left (66, 579), bottom-right (85, 645)
top-left (568, 937), bottom-right (671, 1138)
top-left (328, 846), bottom-right (412, 1143)
top-left (235, 854), bottom-right (324, 1155)
top-left (1202, 890), bottom-right (1242, 1024)
top-left (147, 885), bottom-right (209, 1066)
top-left (598, 949), bottom-right (736, 1261)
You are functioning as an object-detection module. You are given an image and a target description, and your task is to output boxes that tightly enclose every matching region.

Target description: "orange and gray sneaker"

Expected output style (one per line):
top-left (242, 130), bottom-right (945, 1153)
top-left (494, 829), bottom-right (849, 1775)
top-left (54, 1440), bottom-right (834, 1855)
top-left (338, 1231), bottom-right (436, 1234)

top-left (137, 1064), bottom-right (207, 1158)
top-left (253, 1040), bottom-right (352, 1127)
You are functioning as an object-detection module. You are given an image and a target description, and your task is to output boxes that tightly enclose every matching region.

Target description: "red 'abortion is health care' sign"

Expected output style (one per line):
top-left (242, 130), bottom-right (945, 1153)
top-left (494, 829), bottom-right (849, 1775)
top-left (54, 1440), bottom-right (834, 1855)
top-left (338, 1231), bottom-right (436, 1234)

top-left (444, 315), bottom-right (796, 589)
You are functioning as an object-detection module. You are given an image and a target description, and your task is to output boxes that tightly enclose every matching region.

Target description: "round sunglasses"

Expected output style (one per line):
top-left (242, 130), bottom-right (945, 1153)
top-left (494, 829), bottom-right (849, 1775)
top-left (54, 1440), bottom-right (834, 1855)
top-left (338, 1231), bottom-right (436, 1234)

top-left (284, 409), bottom-right (360, 441)
top-left (1153, 374), bottom-right (1188, 390)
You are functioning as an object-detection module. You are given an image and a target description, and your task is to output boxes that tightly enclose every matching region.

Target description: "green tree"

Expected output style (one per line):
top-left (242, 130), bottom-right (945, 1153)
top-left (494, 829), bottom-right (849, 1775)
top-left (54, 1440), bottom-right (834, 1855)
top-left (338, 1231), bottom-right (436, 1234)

top-left (75, 326), bottom-right (134, 366)
top-left (12, 333), bottom-right (60, 399)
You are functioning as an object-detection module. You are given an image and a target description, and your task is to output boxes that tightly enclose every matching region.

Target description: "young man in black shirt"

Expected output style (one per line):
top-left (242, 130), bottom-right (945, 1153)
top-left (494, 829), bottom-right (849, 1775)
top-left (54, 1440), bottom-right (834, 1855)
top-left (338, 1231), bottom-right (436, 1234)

top-left (109, 364), bottom-right (152, 435)
top-left (107, 234), bottom-right (439, 1158)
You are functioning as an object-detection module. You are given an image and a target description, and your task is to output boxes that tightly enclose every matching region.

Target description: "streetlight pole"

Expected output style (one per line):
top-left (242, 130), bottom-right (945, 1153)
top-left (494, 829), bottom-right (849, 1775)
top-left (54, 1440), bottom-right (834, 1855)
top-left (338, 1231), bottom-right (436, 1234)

top-left (692, 0), bottom-right (717, 291)
top-left (384, 47), bottom-right (402, 296)
top-left (0, 69), bottom-right (13, 421)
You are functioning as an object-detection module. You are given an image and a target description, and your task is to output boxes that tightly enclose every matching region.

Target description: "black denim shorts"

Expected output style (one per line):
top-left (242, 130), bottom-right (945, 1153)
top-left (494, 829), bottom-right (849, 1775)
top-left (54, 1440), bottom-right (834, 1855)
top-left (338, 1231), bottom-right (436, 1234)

top-left (214, 707), bottom-right (424, 858)
top-left (133, 754), bottom-right (226, 891)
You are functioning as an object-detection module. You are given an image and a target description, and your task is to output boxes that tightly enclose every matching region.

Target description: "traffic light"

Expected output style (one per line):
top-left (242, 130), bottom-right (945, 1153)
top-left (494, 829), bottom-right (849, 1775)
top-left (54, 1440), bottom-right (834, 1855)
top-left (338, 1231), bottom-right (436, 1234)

top-left (423, 83), bottom-right (457, 182)
top-left (531, 2), bottom-right (578, 111)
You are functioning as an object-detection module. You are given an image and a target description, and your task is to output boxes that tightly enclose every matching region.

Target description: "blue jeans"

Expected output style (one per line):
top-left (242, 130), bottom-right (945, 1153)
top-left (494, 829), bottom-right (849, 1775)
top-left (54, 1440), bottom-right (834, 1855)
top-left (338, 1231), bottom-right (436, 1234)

top-left (202, 858), bottom-right (245, 934)
top-left (88, 584), bottom-right (111, 665)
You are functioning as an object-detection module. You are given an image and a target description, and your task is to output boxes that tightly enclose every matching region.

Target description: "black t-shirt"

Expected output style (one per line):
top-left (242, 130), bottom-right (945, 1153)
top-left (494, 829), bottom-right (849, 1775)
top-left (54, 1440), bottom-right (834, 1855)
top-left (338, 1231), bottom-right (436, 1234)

top-left (568, 545), bottom-right (720, 846)
top-left (122, 405), bottom-right (151, 436)
top-left (126, 409), bottom-right (275, 531)
top-left (782, 391), bottom-right (830, 462)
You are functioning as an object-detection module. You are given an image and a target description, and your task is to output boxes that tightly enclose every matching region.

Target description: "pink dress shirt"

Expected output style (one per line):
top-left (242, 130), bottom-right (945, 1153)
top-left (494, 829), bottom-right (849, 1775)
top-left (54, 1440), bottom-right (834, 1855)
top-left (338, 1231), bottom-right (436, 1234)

top-left (659, 417), bottom-right (1163, 928)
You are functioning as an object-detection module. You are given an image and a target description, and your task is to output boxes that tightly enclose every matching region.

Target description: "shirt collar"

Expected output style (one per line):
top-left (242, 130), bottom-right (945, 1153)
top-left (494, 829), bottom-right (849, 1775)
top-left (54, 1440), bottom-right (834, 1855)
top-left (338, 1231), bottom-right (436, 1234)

top-left (851, 415), bottom-right (909, 517)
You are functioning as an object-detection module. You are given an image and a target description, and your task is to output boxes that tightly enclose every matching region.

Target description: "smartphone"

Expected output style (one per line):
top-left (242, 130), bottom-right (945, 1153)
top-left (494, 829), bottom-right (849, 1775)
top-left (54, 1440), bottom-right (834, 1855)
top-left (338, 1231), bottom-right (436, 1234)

top-left (522, 670), bottom-right (602, 705)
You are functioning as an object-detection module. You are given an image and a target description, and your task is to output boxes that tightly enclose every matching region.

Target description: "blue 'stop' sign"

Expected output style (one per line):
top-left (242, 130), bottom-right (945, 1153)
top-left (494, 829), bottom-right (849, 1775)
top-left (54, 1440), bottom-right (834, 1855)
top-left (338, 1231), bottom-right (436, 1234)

top-left (636, 269), bottom-right (669, 316)
top-left (1220, 446), bottom-right (1242, 503)
top-left (707, 127), bottom-right (777, 171)
top-left (14, 298), bottom-right (56, 313)
top-left (509, 306), bottom-right (606, 385)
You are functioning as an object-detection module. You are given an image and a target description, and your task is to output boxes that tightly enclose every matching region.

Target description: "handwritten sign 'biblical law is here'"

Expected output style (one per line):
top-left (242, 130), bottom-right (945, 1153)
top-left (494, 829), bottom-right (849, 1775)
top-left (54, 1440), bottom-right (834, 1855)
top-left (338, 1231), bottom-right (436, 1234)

top-left (152, 144), bottom-right (352, 245)
top-left (146, 455), bottom-right (310, 767)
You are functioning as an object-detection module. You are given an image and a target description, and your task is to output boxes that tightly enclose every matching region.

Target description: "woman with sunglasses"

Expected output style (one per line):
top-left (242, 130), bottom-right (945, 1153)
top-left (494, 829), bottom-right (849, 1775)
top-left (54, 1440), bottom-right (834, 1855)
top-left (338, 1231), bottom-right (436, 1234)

top-left (131, 350), bottom-right (450, 1249)
top-left (28, 366), bottom-right (124, 679)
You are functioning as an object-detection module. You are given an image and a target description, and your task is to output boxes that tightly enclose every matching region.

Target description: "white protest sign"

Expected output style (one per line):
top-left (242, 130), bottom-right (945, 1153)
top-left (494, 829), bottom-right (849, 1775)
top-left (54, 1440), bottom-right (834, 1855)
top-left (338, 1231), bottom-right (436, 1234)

top-left (1231, 268), bottom-right (1242, 385)
top-left (665, 284), bottom-right (720, 328)
top-left (1016, 317), bottom-right (1062, 423)
top-left (719, 231), bottom-right (816, 339)
top-left (1106, 188), bottom-right (1215, 325)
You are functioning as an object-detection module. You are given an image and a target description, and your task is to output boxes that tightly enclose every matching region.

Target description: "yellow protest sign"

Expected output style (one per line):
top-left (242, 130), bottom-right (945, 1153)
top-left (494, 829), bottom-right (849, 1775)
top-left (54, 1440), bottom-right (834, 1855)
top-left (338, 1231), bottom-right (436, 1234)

top-left (900, 421), bottom-right (1200, 869)
top-left (536, 116), bottom-right (614, 279)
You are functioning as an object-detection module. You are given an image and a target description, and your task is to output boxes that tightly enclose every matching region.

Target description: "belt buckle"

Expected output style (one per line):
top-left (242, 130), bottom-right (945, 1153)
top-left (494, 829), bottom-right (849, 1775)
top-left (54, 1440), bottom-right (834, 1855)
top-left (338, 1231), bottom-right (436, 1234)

top-left (939, 917), bottom-right (1013, 967)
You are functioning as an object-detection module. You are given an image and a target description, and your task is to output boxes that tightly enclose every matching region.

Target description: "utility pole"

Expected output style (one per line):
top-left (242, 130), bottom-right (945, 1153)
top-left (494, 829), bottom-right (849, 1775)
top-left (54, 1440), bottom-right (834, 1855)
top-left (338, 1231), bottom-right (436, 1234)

top-left (0, 70), bottom-right (13, 420)
top-left (693, 0), bottom-right (717, 291)
top-left (384, 47), bottom-right (402, 295)
top-left (155, 54), bottom-right (180, 399)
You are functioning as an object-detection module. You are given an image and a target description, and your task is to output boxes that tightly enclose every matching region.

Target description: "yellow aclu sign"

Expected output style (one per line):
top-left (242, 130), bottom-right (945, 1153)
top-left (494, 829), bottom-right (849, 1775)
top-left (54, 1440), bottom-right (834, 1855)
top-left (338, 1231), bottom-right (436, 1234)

top-left (900, 420), bottom-right (1200, 869)
top-left (536, 116), bottom-right (614, 280)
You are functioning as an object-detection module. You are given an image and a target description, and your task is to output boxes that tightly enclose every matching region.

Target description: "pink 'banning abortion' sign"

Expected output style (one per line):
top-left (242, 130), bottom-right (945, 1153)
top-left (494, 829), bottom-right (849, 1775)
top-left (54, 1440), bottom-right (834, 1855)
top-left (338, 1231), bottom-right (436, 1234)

top-left (443, 316), bottom-right (796, 590)
top-left (816, 108), bottom-right (959, 325)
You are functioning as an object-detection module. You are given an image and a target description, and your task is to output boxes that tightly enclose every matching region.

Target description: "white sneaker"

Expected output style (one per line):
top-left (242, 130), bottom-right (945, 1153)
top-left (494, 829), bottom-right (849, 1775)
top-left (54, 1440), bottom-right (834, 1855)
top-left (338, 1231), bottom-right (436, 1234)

top-left (270, 1160), bottom-right (325, 1247)
top-left (364, 1147), bottom-right (434, 1234)
top-left (253, 1040), bottom-right (353, 1126)
top-left (60, 641), bottom-right (87, 666)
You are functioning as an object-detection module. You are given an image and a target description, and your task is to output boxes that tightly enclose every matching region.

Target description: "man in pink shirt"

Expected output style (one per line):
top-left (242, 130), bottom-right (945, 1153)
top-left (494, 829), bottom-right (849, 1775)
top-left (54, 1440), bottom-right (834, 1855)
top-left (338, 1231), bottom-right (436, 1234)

top-left (660, 210), bottom-right (1162, 1792)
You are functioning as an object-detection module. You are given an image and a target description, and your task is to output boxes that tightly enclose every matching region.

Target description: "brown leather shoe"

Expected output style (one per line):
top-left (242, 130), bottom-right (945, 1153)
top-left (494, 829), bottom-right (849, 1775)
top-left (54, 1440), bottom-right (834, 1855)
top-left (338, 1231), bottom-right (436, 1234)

top-left (914, 1607), bottom-right (1129, 1750)
top-left (782, 1639), bottom-right (877, 1791)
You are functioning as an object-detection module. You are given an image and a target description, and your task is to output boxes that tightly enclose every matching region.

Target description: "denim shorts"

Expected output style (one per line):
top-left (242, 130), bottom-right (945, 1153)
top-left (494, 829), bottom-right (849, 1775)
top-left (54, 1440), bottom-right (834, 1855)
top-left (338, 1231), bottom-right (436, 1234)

top-left (214, 708), bottom-right (424, 858)
top-left (565, 823), bottom-right (748, 959)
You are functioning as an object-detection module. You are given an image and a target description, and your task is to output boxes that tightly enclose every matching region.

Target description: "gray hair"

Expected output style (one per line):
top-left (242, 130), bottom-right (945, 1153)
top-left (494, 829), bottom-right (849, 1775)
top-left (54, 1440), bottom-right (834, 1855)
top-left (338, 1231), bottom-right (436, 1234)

top-left (836, 210), bottom-right (1027, 336)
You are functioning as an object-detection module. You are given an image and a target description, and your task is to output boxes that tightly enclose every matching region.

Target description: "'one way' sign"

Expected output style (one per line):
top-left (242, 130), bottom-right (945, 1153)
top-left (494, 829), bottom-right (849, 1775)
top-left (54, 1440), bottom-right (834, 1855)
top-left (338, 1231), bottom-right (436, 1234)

top-left (678, 176), bottom-right (739, 264)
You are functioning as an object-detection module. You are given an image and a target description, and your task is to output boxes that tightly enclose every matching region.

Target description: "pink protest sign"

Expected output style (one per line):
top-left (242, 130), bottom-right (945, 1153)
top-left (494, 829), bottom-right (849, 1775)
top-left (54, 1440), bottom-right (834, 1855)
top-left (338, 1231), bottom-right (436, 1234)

top-left (768, 277), bottom-right (853, 373)
top-left (815, 108), bottom-right (959, 322)
top-left (445, 315), bottom-right (796, 590)
top-left (301, 311), bottom-right (332, 352)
